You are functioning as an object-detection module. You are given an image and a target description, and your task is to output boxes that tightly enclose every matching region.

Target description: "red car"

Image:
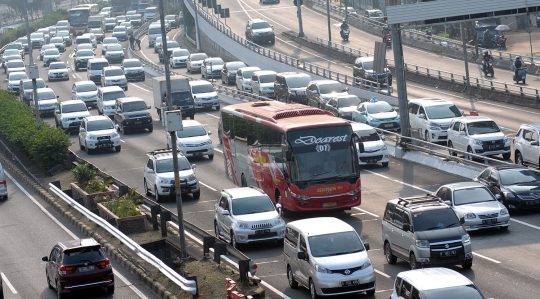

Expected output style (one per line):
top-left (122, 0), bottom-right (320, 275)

top-left (42, 238), bottom-right (114, 298)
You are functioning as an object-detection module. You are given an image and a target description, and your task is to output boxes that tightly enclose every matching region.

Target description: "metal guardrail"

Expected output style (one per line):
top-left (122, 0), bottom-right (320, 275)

top-left (182, 0), bottom-right (391, 95)
top-left (48, 183), bottom-right (198, 295)
top-left (315, 36), bottom-right (540, 99)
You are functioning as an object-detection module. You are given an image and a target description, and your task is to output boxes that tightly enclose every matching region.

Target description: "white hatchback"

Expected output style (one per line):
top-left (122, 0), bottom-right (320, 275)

top-left (166, 120), bottom-right (214, 159)
top-left (351, 122), bottom-right (390, 167)
top-left (0, 162), bottom-right (7, 200)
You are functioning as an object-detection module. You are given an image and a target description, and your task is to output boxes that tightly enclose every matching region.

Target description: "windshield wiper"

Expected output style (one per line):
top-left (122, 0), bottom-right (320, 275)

top-left (445, 222), bottom-right (459, 228)
top-left (306, 171), bottom-right (331, 183)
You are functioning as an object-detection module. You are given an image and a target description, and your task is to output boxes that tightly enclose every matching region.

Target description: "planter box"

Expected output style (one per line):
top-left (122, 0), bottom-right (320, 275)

top-left (70, 183), bottom-right (115, 211)
top-left (97, 202), bottom-right (148, 234)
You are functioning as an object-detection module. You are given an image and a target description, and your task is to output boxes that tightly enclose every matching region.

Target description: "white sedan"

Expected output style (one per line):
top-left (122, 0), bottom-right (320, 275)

top-left (47, 61), bottom-right (69, 81)
top-left (43, 48), bottom-right (61, 66)
top-left (166, 120), bottom-right (214, 159)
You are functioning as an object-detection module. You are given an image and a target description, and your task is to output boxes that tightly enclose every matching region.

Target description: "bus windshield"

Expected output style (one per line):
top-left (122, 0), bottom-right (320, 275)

top-left (288, 126), bottom-right (355, 182)
top-left (70, 9), bottom-right (90, 27)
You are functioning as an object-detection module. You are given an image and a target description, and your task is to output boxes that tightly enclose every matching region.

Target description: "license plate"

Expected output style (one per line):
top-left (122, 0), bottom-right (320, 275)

top-left (71, 122), bottom-right (81, 126)
top-left (135, 121), bottom-right (142, 124)
top-left (341, 280), bottom-right (359, 287)
top-left (55, 74), bottom-right (62, 77)
top-left (78, 265), bottom-right (95, 272)
top-left (482, 218), bottom-right (497, 225)
top-left (384, 123), bottom-right (393, 128)
top-left (255, 229), bottom-right (270, 235)
top-left (367, 159), bottom-right (377, 163)
top-left (98, 143), bottom-right (112, 148)
top-left (439, 250), bottom-right (457, 257)
top-left (203, 104), bottom-right (212, 108)
top-left (489, 145), bottom-right (499, 149)
top-left (193, 152), bottom-right (203, 156)
top-left (322, 201), bottom-right (337, 208)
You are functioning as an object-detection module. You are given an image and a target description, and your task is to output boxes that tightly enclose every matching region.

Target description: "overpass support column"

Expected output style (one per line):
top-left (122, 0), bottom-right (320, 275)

top-left (391, 24), bottom-right (409, 138)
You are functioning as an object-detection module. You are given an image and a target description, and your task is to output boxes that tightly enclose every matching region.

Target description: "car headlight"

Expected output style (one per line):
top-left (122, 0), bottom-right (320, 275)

top-left (381, 145), bottom-right (387, 151)
top-left (503, 136), bottom-right (508, 143)
top-left (205, 139), bottom-right (213, 145)
top-left (359, 260), bottom-right (372, 270)
top-left (213, 95), bottom-right (219, 99)
top-left (472, 139), bottom-right (483, 146)
top-left (291, 191), bottom-right (310, 200)
top-left (315, 264), bottom-right (332, 274)
top-left (429, 122), bottom-right (441, 130)
top-left (188, 174), bottom-right (197, 182)
top-left (500, 208), bottom-right (509, 215)
top-left (87, 135), bottom-right (97, 140)
top-left (465, 212), bottom-right (476, 219)
top-left (503, 191), bottom-right (515, 199)
top-left (177, 141), bottom-right (186, 147)
top-left (159, 178), bottom-right (170, 184)
top-left (273, 217), bottom-right (284, 226)
top-left (368, 116), bottom-right (379, 122)
top-left (415, 240), bottom-right (430, 248)
top-left (237, 222), bottom-right (249, 229)
top-left (462, 234), bottom-right (471, 243)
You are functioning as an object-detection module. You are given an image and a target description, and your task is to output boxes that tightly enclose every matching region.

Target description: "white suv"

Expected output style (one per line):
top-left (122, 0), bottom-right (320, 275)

top-left (447, 116), bottom-right (511, 160)
top-left (513, 123), bottom-right (540, 166)
top-left (214, 187), bottom-right (285, 248)
top-left (143, 149), bottom-right (200, 202)
top-left (408, 98), bottom-right (463, 143)
top-left (166, 120), bottom-right (214, 160)
top-left (0, 162), bottom-right (7, 200)
top-left (78, 115), bottom-right (122, 154)
top-left (54, 100), bottom-right (91, 131)
top-left (391, 268), bottom-right (489, 299)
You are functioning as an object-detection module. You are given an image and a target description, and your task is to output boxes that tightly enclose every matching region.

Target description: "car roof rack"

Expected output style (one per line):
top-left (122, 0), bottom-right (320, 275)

top-left (397, 194), bottom-right (444, 208)
top-left (148, 148), bottom-right (172, 156)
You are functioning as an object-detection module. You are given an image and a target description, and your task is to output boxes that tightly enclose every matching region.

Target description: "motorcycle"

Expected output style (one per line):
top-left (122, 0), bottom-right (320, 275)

top-left (513, 67), bottom-right (527, 84)
top-left (383, 34), bottom-right (392, 48)
top-left (340, 29), bottom-right (350, 41)
top-left (482, 60), bottom-right (494, 77)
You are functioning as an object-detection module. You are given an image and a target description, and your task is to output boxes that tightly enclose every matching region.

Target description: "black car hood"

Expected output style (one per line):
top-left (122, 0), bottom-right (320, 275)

top-left (124, 111), bottom-right (149, 118)
top-left (415, 226), bottom-right (465, 243)
top-left (504, 181), bottom-right (540, 195)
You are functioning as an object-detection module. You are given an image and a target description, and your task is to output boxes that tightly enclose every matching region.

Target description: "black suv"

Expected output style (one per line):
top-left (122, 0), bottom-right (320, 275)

top-left (353, 56), bottom-right (392, 85)
top-left (274, 72), bottom-right (312, 104)
top-left (245, 19), bottom-right (275, 44)
top-left (42, 238), bottom-right (114, 298)
top-left (114, 97), bottom-right (153, 134)
top-left (221, 61), bottom-right (246, 85)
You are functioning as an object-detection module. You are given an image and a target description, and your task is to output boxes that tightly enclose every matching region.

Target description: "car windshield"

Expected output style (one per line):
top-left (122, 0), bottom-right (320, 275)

top-left (63, 103), bottom-right (87, 113)
top-left (103, 91), bottom-right (125, 101)
top-left (171, 92), bottom-right (194, 106)
top-left (368, 11), bottom-right (384, 17)
top-left (77, 83), bottom-right (97, 92)
top-left (112, 6), bottom-right (124, 11)
top-left (285, 75), bottom-right (312, 88)
top-left (50, 63), bottom-right (67, 69)
top-left (78, 50), bottom-right (94, 57)
top-left (259, 74), bottom-right (276, 83)
top-left (8, 61), bottom-right (24, 68)
top-left (308, 231), bottom-right (364, 257)
top-left (338, 97), bottom-right (361, 107)
top-left (205, 57), bottom-right (224, 65)
top-left (120, 22), bottom-right (131, 27)
top-left (252, 21), bottom-right (270, 29)
top-left (173, 49), bottom-right (190, 57)
top-left (148, 28), bottom-right (161, 35)
top-left (231, 196), bottom-right (275, 215)
top-left (425, 104), bottom-right (462, 119)
top-left (466, 120), bottom-right (500, 135)
top-left (361, 60), bottom-right (374, 70)
top-left (41, 45), bottom-right (55, 51)
top-left (412, 209), bottom-right (460, 231)
top-left (50, 38), bottom-right (63, 43)
top-left (500, 169), bottom-right (540, 185)
top-left (87, 119), bottom-right (114, 131)
top-left (319, 82), bottom-right (344, 94)
top-left (225, 62), bottom-right (245, 71)
top-left (190, 53), bottom-right (208, 61)
top-left (38, 91), bottom-right (55, 100)
top-left (90, 29), bottom-right (102, 34)
top-left (23, 80), bottom-right (45, 89)
top-left (123, 60), bottom-right (141, 68)
top-left (123, 101), bottom-right (147, 112)
top-left (30, 33), bottom-right (43, 38)
top-left (423, 285), bottom-right (485, 299)
top-left (138, 3), bottom-right (149, 9)
top-left (63, 246), bottom-right (105, 264)
top-left (453, 187), bottom-right (496, 205)
top-left (167, 41), bottom-right (180, 48)
top-left (105, 69), bottom-right (124, 76)
top-left (7, 44), bottom-right (22, 50)
top-left (18, 39), bottom-right (28, 45)
top-left (192, 84), bottom-right (214, 94)
top-left (155, 157), bottom-right (191, 173)
top-left (165, 15), bottom-right (175, 20)
top-left (45, 49), bottom-right (60, 55)
top-left (355, 129), bottom-right (380, 142)
top-left (113, 27), bottom-right (126, 32)
top-left (105, 19), bottom-right (116, 24)
top-left (10, 73), bottom-right (27, 80)
top-left (78, 45), bottom-right (93, 51)
top-left (108, 45), bottom-right (123, 52)
top-left (366, 102), bottom-right (393, 114)
top-left (57, 21), bottom-right (68, 26)
top-left (176, 125), bottom-right (206, 138)
top-left (91, 62), bottom-right (109, 70)
top-left (146, 8), bottom-right (156, 13)
top-left (57, 31), bottom-right (69, 37)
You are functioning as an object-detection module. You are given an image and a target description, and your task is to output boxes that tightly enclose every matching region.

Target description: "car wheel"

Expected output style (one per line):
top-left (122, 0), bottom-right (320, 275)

top-left (409, 252), bottom-right (418, 270)
top-left (215, 106), bottom-right (220, 111)
top-left (144, 179), bottom-right (151, 196)
top-left (121, 123), bottom-right (128, 134)
top-left (447, 141), bottom-right (456, 156)
top-left (214, 221), bottom-right (220, 238)
top-left (384, 242), bottom-right (397, 264)
top-left (461, 260), bottom-right (473, 269)
top-left (466, 147), bottom-right (474, 160)
top-left (106, 286), bottom-right (114, 294)
top-left (124, 85), bottom-right (128, 91)
top-left (424, 130), bottom-right (430, 142)
top-left (115, 145), bottom-right (121, 152)
top-left (277, 238), bottom-right (284, 246)
top-left (309, 279), bottom-right (320, 299)
top-left (230, 230), bottom-right (238, 248)
top-left (85, 142), bottom-right (92, 154)
top-left (366, 289), bottom-right (375, 296)
top-left (382, 162), bottom-right (389, 167)
top-left (208, 154), bottom-right (214, 160)
top-left (287, 266), bottom-right (298, 289)
top-left (46, 271), bottom-right (54, 289)
top-left (190, 114), bottom-right (194, 120)
top-left (192, 190), bottom-right (201, 199)
top-left (500, 225), bottom-right (509, 231)
top-left (75, 66), bottom-right (79, 71)
top-left (154, 187), bottom-right (161, 203)
top-left (79, 139), bottom-right (85, 150)
top-left (148, 125), bottom-right (153, 132)
top-left (502, 152), bottom-right (511, 160)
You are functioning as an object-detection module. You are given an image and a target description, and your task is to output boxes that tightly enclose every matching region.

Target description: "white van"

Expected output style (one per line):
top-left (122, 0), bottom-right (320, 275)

top-left (235, 66), bottom-right (261, 92)
top-left (144, 7), bottom-right (157, 21)
top-left (147, 23), bottom-right (162, 46)
top-left (284, 217), bottom-right (376, 298)
top-left (0, 162), bottom-right (7, 200)
top-left (86, 58), bottom-right (110, 85)
top-left (97, 86), bottom-right (126, 118)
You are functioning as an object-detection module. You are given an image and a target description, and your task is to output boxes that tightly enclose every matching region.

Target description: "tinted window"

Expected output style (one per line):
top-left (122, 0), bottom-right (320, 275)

top-left (176, 125), bottom-right (206, 138)
top-left (205, 57), bottom-right (224, 65)
top-left (319, 82), bottom-right (344, 94)
top-left (190, 53), bottom-right (208, 61)
top-left (499, 169), bottom-right (540, 185)
top-left (355, 128), bottom-right (380, 142)
top-left (338, 96), bottom-right (361, 107)
top-left (63, 247), bottom-right (106, 264)
top-left (411, 209), bottom-right (460, 231)
top-left (284, 75), bottom-right (311, 88)
top-left (308, 231), bottom-right (364, 257)
top-left (87, 119), bottom-right (114, 131)
top-left (62, 103), bottom-right (87, 113)
top-left (251, 21), bottom-right (270, 29)
top-left (10, 73), bottom-right (28, 80)
top-left (173, 49), bottom-right (190, 57)
top-left (284, 227), bottom-right (299, 248)
top-left (367, 102), bottom-right (393, 114)
top-left (423, 285), bottom-right (485, 299)
top-left (466, 120), bottom-right (500, 135)
top-left (45, 49), bottom-right (60, 55)
top-left (24, 80), bottom-right (45, 89)
top-left (107, 44), bottom-right (122, 51)
top-left (191, 84), bottom-right (214, 94)
top-left (77, 83), bottom-right (97, 92)
top-left (50, 63), bottom-right (67, 69)
top-left (103, 90), bottom-right (125, 101)
top-left (166, 41), bottom-right (180, 48)
top-left (8, 61), bottom-right (24, 67)
top-left (122, 101), bottom-right (147, 112)
top-left (242, 69), bottom-right (258, 79)
top-left (453, 187), bottom-right (496, 205)
top-left (37, 91), bottom-right (56, 100)
top-left (104, 69), bottom-right (124, 76)
top-left (78, 50), bottom-right (94, 57)
top-left (155, 157), bottom-right (191, 173)
top-left (123, 60), bottom-right (142, 68)
top-left (226, 62), bottom-right (246, 71)
top-left (384, 202), bottom-right (395, 222)
top-left (148, 27), bottom-right (161, 35)
top-left (259, 74), bottom-right (276, 83)
top-left (425, 104), bottom-right (462, 119)
top-left (231, 196), bottom-right (275, 215)
top-left (90, 62), bottom-right (109, 70)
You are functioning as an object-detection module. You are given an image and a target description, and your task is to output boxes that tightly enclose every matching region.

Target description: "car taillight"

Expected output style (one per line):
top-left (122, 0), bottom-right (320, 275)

top-left (59, 265), bottom-right (76, 275)
top-left (97, 258), bottom-right (112, 269)
top-left (0, 180), bottom-right (6, 185)
top-left (513, 138), bottom-right (515, 144)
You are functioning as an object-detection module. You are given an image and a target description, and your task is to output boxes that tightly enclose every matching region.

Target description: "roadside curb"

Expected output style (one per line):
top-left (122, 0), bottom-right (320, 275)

top-left (0, 153), bottom-right (178, 299)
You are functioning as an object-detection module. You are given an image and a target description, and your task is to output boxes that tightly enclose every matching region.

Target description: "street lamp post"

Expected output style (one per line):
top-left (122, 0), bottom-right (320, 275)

top-left (326, 0), bottom-right (331, 46)
top-left (525, 20), bottom-right (535, 65)
top-left (22, 0), bottom-right (40, 129)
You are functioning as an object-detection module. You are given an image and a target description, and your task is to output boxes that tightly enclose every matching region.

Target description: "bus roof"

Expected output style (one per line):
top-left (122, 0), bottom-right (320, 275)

top-left (223, 101), bottom-right (349, 131)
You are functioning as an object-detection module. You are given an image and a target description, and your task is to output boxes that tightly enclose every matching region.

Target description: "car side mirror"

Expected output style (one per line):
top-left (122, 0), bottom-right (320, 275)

top-left (381, 135), bottom-right (386, 140)
top-left (42, 256), bottom-right (49, 262)
top-left (356, 142), bottom-right (365, 153)
top-left (495, 194), bottom-right (501, 200)
top-left (402, 223), bottom-right (410, 232)
top-left (147, 105), bottom-right (151, 109)
top-left (297, 251), bottom-right (306, 260)
top-left (275, 203), bottom-right (282, 210)
top-left (531, 140), bottom-right (539, 146)
top-left (147, 168), bottom-right (154, 173)
top-left (418, 113), bottom-right (425, 119)
top-left (115, 124), bottom-right (119, 131)
top-left (499, 127), bottom-right (505, 132)
top-left (460, 217), bottom-right (465, 225)
top-left (56, 95), bottom-right (59, 98)
top-left (221, 210), bottom-right (230, 216)
top-left (444, 200), bottom-right (451, 206)
top-left (364, 243), bottom-right (370, 251)
top-left (459, 109), bottom-right (464, 116)
top-left (3, 79), bottom-right (7, 82)
top-left (55, 110), bottom-right (60, 114)
top-left (79, 128), bottom-right (85, 132)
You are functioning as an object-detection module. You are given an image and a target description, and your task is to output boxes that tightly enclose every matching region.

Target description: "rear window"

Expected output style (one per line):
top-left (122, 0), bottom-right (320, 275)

top-left (63, 246), bottom-right (106, 264)
top-left (145, 7), bottom-right (156, 13)
top-left (123, 60), bottom-right (141, 68)
top-left (76, 38), bottom-right (91, 44)
top-left (90, 61), bottom-right (109, 70)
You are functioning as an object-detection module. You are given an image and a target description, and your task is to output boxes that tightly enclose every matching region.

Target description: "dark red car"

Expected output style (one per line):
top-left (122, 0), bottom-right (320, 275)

top-left (42, 238), bottom-right (114, 298)
top-left (89, 28), bottom-right (105, 44)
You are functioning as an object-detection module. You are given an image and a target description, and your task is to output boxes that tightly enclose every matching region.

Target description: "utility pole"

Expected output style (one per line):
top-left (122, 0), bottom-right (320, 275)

top-left (193, 0), bottom-right (201, 50)
top-left (391, 24), bottom-right (409, 138)
top-left (22, 0), bottom-right (40, 129)
top-left (295, 0), bottom-right (304, 37)
top-left (159, 0), bottom-right (188, 262)
top-left (326, 0), bottom-right (331, 46)
top-left (460, 23), bottom-right (470, 89)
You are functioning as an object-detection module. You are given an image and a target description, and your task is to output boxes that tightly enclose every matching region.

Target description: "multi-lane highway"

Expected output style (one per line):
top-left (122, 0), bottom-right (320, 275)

top-left (0, 171), bottom-right (159, 298)
top-left (1, 11), bottom-right (540, 298)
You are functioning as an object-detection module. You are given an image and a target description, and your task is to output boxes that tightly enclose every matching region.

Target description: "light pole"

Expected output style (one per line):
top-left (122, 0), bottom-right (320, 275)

top-left (525, 20), bottom-right (535, 65)
top-left (326, 0), bottom-right (331, 46)
top-left (22, 0), bottom-right (40, 129)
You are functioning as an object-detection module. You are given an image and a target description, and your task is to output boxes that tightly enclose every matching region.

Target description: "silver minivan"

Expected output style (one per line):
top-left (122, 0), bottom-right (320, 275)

top-left (0, 162), bottom-right (7, 200)
top-left (284, 217), bottom-right (376, 298)
top-left (97, 86), bottom-right (126, 118)
top-left (87, 58), bottom-right (110, 85)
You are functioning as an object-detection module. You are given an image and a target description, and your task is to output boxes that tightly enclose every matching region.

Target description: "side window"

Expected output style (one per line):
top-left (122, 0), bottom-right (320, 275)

top-left (284, 227), bottom-right (299, 248)
top-left (452, 121), bottom-right (460, 131)
top-left (299, 236), bottom-right (308, 258)
top-left (81, 119), bottom-right (86, 129)
top-left (411, 287), bottom-right (421, 299)
top-left (436, 187), bottom-right (447, 201)
top-left (222, 112), bottom-right (230, 139)
top-left (488, 172), bottom-right (499, 185)
top-left (49, 247), bottom-right (57, 262)
top-left (515, 128), bottom-right (522, 138)
top-left (237, 69), bottom-right (242, 77)
top-left (394, 277), bottom-right (403, 295)
top-left (477, 169), bottom-right (491, 180)
top-left (359, 104), bottom-right (366, 112)
top-left (459, 123), bottom-right (466, 132)
top-left (523, 129), bottom-right (532, 141)
top-left (531, 131), bottom-right (539, 143)
top-left (401, 280), bottom-right (412, 299)
top-left (383, 202), bottom-right (395, 222)
top-left (418, 106), bottom-right (426, 116)
top-left (408, 103), bottom-right (419, 114)
top-left (328, 99), bottom-right (336, 106)
top-left (146, 158), bottom-right (153, 170)
top-left (394, 208), bottom-right (404, 227)
top-left (252, 74), bottom-right (257, 82)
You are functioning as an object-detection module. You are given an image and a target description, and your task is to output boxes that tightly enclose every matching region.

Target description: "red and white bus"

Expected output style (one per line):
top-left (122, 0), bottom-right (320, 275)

top-left (220, 101), bottom-right (362, 215)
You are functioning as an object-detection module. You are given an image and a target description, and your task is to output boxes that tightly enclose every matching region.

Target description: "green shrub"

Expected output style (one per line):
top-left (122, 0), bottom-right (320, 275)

top-left (437, 32), bottom-right (450, 39)
top-left (71, 163), bottom-right (96, 188)
top-left (1, 9), bottom-right (69, 48)
top-left (0, 90), bottom-right (70, 170)
top-left (103, 189), bottom-right (143, 217)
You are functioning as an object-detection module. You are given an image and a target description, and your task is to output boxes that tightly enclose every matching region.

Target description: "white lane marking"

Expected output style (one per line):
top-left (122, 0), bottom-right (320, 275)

top-left (199, 181), bottom-right (217, 191)
top-left (213, 148), bottom-right (223, 153)
top-left (203, 112), bottom-right (219, 119)
top-left (130, 83), bottom-right (151, 92)
top-left (255, 260), bottom-right (281, 265)
top-left (1, 272), bottom-right (18, 294)
top-left (473, 252), bottom-right (501, 264)
top-left (362, 169), bottom-right (432, 193)
top-left (477, 100), bottom-right (540, 116)
top-left (138, 36), bottom-right (153, 63)
top-left (72, 74), bottom-right (76, 78)
top-left (510, 218), bottom-right (540, 230)
top-left (121, 139), bottom-right (126, 143)
top-left (230, 6), bottom-right (296, 13)
top-left (4, 171), bottom-right (149, 298)
top-left (376, 289), bottom-right (394, 293)
top-left (352, 207), bottom-right (379, 218)
top-left (173, 30), bottom-right (181, 40)
top-left (375, 269), bottom-right (391, 279)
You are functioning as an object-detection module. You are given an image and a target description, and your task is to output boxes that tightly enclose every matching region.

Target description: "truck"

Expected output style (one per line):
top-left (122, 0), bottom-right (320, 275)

top-left (87, 15), bottom-right (105, 31)
top-left (152, 75), bottom-right (196, 121)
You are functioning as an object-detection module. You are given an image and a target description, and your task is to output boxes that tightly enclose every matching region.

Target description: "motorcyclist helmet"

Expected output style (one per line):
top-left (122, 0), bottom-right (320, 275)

top-left (483, 50), bottom-right (489, 56)
top-left (516, 56), bottom-right (521, 60)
